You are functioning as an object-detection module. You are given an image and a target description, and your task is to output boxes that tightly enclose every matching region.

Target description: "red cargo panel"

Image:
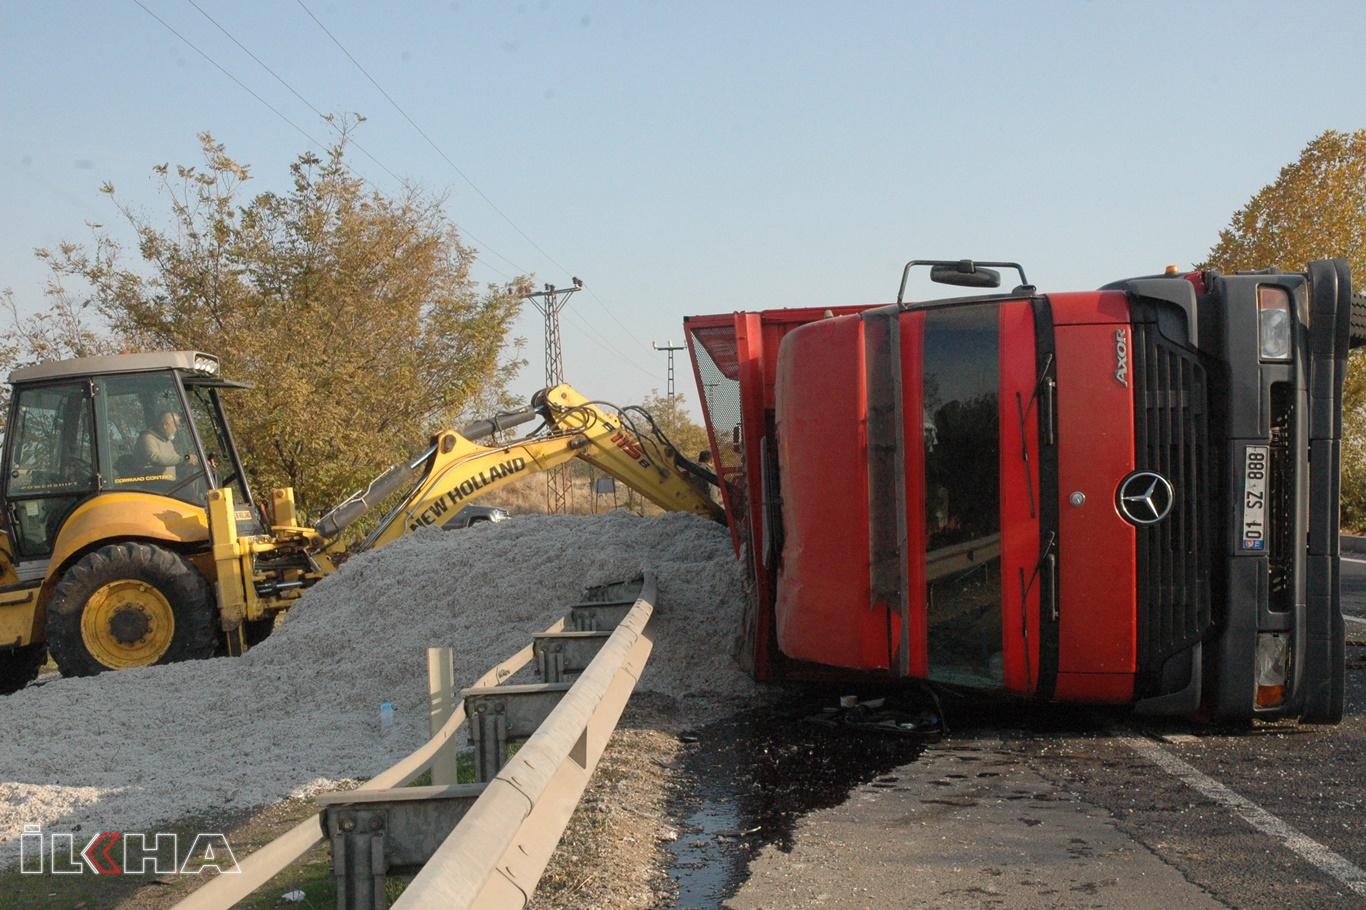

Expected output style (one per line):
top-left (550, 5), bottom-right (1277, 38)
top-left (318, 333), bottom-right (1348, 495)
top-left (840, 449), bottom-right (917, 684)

top-left (773, 314), bottom-right (883, 668)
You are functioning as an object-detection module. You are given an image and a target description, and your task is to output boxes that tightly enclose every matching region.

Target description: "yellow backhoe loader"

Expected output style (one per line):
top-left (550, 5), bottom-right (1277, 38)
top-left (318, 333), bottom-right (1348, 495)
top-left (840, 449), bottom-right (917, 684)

top-left (0, 351), bottom-right (720, 691)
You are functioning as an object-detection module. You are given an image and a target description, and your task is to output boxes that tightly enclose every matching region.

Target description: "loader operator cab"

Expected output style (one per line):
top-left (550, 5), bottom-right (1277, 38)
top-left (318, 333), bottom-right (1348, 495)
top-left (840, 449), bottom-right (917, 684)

top-left (3, 351), bottom-right (258, 561)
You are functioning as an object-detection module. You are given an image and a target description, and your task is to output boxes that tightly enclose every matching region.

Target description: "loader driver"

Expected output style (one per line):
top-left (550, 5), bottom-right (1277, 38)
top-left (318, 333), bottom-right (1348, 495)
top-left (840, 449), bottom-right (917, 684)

top-left (137, 409), bottom-right (198, 480)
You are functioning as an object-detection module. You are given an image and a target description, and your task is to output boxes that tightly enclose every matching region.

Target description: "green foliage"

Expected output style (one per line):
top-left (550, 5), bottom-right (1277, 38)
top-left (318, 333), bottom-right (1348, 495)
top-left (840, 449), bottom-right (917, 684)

top-left (1200, 129), bottom-right (1366, 529)
top-left (4, 131), bottom-right (529, 517)
top-left (1346, 364), bottom-right (1366, 531)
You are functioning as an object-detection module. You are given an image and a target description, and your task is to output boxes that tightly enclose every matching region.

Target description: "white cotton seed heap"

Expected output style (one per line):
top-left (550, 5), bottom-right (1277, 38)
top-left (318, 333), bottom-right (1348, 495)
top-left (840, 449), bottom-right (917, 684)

top-left (0, 512), bottom-right (755, 866)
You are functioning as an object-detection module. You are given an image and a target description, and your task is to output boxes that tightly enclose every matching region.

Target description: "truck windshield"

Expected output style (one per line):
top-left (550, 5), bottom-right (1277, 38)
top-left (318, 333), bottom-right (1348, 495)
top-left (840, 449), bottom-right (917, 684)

top-left (922, 304), bottom-right (1003, 688)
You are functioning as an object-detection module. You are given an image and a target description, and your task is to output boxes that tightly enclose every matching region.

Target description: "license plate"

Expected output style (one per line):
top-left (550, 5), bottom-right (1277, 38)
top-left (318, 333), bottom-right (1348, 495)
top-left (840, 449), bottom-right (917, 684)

top-left (1241, 445), bottom-right (1269, 551)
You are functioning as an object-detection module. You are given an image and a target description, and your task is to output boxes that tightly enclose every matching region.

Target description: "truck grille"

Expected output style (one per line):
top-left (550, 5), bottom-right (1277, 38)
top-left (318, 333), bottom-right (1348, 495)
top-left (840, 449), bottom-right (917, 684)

top-left (1268, 382), bottom-right (1294, 612)
top-left (1131, 326), bottom-right (1213, 681)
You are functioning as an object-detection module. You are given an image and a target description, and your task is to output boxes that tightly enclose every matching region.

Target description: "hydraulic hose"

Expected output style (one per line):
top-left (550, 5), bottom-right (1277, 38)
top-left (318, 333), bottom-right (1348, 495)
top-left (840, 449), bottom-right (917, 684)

top-left (459, 404), bottom-right (540, 441)
top-left (313, 444), bottom-right (436, 540)
top-left (315, 401), bottom-right (544, 541)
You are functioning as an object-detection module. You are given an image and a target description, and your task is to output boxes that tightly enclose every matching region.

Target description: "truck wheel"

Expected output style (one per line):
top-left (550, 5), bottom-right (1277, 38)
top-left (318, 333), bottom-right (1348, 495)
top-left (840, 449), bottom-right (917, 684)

top-left (46, 543), bottom-right (218, 677)
top-left (1301, 618), bottom-right (1346, 724)
top-left (1350, 292), bottom-right (1366, 349)
top-left (0, 643), bottom-right (47, 694)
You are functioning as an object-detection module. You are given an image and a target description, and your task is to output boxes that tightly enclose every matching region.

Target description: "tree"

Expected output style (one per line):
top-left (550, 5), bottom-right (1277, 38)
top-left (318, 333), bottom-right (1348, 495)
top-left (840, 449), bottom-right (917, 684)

top-left (638, 390), bottom-right (711, 465)
top-left (1200, 128), bottom-right (1366, 528)
top-left (8, 131), bottom-right (529, 516)
top-left (0, 282), bottom-right (120, 427)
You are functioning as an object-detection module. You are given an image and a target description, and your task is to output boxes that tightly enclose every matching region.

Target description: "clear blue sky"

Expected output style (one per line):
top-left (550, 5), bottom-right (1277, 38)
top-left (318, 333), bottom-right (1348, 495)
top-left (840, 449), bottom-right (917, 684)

top-left (4, 0), bottom-right (1366, 412)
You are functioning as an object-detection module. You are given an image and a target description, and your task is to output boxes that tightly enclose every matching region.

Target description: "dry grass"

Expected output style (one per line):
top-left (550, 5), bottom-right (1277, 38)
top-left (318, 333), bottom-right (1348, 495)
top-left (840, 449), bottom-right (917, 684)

top-left (529, 698), bottom-right (689, 910)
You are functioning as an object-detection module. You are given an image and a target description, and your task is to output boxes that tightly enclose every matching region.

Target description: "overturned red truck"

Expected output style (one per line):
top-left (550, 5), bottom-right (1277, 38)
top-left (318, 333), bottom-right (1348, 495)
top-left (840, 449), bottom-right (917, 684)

top-left (686, 258), bottom-right (1362, 723)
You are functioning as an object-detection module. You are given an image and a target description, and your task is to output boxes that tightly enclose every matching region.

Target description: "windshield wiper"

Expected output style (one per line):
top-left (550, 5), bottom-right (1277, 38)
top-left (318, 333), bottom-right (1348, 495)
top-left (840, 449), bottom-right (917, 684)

top-left (1014, 392), bottom-right (1037, 519)
top-left (1017, 530), bottom-right (1059, 693)
top-left (1014, 353), bottom-right (1056, 521)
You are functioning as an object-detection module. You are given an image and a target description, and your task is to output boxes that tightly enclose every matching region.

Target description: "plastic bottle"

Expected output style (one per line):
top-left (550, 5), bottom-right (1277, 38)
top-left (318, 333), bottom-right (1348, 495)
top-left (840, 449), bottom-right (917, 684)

top-left (379, 701), bottom-right (395, 735)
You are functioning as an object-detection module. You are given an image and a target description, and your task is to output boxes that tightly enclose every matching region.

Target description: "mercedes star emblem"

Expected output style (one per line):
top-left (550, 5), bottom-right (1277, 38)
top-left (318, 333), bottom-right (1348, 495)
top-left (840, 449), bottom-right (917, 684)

top-left (1116, 471), bottom-right (1174, 525)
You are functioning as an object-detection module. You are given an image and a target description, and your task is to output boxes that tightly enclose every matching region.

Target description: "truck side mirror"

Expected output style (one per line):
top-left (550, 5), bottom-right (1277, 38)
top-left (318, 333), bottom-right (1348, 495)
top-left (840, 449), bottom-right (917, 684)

top-left (930, 262), bottom-right (1001, 289)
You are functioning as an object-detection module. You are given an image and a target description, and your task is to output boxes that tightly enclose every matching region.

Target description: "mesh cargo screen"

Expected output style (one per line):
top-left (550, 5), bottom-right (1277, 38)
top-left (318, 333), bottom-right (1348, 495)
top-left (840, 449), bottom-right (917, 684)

top-left (687, 324), bottom-right (748, 524)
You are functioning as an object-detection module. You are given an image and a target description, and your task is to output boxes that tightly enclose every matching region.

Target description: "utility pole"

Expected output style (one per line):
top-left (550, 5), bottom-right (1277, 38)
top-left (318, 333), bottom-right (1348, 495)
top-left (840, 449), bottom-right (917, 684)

top-left (523, 277), bottom-right (583, 513)
top-left (652, 340), bottom-right (686, 397)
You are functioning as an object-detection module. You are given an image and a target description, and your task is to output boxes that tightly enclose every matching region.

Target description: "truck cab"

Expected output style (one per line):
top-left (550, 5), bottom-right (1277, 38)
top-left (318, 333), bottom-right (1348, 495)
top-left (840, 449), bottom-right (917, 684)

top-left (685, 258), bottom-right (1357, 723)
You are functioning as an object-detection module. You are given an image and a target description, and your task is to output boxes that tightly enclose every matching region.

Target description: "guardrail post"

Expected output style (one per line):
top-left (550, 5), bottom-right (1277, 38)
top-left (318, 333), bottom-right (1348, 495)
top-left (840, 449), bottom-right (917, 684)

top-left (326, 806), bottom-right (388, 910)
top-left (320, 785), bottom-right (488, 910)
top-left (469, 701), bottom-right (507, 783)
top-left (569, 598), bottom-right (636, 631)
top-left (534, 631), bottom-right (612, 683)
top-left (464, 683), bottom-right (573, 782)
top-left (427, 647), bottom-right (458, 786)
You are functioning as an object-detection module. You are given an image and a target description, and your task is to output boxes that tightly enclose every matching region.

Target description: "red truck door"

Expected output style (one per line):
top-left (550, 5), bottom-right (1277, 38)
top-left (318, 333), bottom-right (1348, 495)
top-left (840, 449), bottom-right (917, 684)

top-left (1049, 292), bottom-right (1140, 701)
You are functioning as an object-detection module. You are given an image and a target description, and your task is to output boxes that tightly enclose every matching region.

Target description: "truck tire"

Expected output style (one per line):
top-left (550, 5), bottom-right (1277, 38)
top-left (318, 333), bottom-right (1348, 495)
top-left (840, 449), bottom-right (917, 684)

top-left (0, 643), bottom-right (46, 694)
top-left (1301, 614), bottom-right (1346, 724)
top-left (46, 543), bottom-right (218, 677)
top-left (1350, 292), bottom-right (1366, 349)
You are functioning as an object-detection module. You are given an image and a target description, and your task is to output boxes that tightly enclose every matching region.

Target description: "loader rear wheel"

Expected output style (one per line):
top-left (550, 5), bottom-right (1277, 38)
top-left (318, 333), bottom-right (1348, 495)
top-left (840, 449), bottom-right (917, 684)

top-left (46, 543), bottom-right (218, 677)
top-left (0, 644), bottom-right (47, 694)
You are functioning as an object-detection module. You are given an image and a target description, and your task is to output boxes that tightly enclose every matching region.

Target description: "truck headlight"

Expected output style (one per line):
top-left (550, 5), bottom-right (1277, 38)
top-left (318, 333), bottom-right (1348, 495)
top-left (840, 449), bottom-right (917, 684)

top-left (1255, 631), bottom-right (1289, 708)
top-left (1258, 286), bottom-right (1293, 361)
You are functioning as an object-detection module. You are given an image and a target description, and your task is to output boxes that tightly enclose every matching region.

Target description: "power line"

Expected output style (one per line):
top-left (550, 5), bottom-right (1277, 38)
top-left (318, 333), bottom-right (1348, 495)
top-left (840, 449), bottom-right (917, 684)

top-left (178, 0), bottom-right (528, 281)
top-left (290, 1), bottom-right (670, 384)
top-left (134, 0), bottom-right (666, 380)
top-left (586, 287), bottom-right (651, 350)
top-left (132, 0), bottom-right (327, 154)
top-left (522, 279), bottom-right (582, 388)
top-left (563, 308), bottom-right (660, 380)
top-left (294, 0), bottom-right (573, 278)
top-left (521, 280), bottom-right (583, 513)
top-left (651, 340), bottom-right (686, 396)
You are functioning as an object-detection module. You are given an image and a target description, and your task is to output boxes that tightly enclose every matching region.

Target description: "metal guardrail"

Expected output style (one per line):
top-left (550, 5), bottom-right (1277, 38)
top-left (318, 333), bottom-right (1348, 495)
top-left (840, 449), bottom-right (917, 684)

top-left (174, 572), bottom-right (655, 909)
top-left (1341, 533), bottom-right (1366, 557)
top-left (393, 573), bottom-right (655, 907)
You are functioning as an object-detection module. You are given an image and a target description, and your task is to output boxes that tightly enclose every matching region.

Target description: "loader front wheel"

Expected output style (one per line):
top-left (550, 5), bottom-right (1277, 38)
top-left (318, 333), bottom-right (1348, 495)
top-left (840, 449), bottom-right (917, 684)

top-left (0, 644), bottom-right (47, 694)
top-left (47, 543), bottom-right (218, 677)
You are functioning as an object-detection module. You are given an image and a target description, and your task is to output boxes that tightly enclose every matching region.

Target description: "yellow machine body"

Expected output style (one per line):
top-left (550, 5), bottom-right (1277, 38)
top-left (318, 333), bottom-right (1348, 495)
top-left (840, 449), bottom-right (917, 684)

top-left (0, 350), bottom-right (717, 687)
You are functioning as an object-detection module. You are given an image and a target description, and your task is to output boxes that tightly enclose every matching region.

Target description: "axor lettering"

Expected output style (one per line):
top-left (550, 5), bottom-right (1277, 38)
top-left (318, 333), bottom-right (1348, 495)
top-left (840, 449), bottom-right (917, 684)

top-left (1114, 329), bottom-right (1129, 387)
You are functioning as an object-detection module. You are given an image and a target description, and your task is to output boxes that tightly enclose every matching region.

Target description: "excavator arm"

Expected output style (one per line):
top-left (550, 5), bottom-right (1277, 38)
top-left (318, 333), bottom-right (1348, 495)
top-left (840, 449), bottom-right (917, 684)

top-left (312, 384), bottom-right (722, 553)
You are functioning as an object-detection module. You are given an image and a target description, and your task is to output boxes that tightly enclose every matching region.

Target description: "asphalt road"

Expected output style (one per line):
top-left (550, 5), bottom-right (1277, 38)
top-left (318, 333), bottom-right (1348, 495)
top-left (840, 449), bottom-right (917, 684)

top-left (693, 560), bottom-right (1366, 909)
